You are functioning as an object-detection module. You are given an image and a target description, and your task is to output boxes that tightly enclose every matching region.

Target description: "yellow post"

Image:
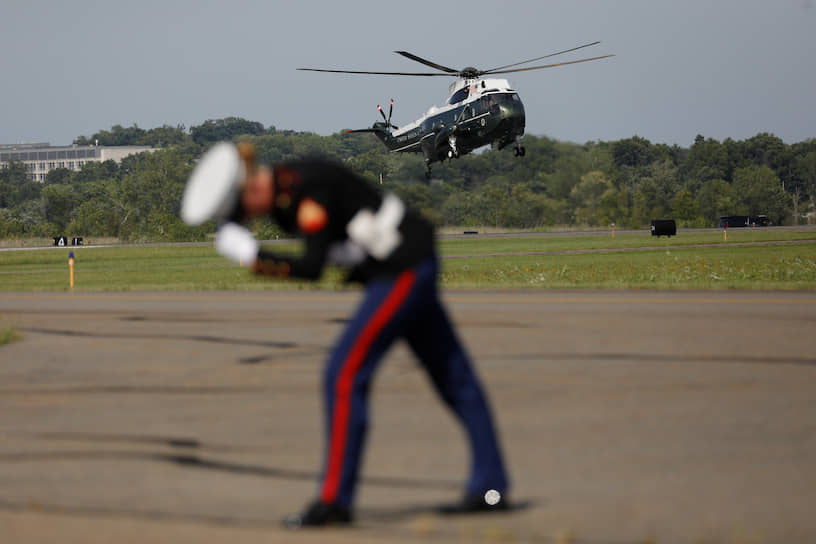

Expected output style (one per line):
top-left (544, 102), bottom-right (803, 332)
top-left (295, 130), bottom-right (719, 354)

top-left (723, 229), bottom-right (727, 241)
top-left (611, 223), bottom-right (615, 238)
top-left (68, 251), bottom-right (75, 289)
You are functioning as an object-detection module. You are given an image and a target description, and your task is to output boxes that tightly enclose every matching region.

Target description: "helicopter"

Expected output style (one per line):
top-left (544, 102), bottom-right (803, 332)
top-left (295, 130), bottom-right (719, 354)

top-left (298, 42), bottom-right (615, 179)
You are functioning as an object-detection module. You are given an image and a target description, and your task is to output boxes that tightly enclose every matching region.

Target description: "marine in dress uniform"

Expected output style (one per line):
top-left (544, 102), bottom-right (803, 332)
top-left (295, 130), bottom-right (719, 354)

top-left (181, 144), bottom-right (509, 527)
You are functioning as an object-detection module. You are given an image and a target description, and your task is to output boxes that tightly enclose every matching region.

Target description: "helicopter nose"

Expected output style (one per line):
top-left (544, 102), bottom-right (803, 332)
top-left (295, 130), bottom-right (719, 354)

top-left (502, 101), bottom-right (525, 126)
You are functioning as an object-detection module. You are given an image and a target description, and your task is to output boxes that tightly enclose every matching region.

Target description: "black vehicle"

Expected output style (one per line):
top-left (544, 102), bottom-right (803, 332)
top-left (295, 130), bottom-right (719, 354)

top-left (718, 216), bottom-right (749, 228)
top-left (718, 215), bottom-right (770, 228)
top-left (651, 219), bottom-right (676, 237)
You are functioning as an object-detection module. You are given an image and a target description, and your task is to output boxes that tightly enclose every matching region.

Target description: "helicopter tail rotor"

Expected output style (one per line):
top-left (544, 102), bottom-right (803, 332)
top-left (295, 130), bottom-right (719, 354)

top-left (377, 99), bottom-right (399, 130)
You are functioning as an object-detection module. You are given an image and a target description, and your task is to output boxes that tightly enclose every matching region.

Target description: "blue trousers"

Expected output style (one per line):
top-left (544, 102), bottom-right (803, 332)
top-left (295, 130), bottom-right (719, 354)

top-left (318, 257), bottom-right (509, 507)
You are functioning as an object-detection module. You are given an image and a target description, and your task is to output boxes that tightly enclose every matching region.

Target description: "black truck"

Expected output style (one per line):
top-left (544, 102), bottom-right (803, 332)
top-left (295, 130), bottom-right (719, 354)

top-left (718, 215), bottom-right (769, 228)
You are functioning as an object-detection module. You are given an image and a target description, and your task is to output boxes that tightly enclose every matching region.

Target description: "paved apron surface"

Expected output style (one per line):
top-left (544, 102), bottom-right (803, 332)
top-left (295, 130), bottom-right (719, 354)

top-left (1, 290), bottom-right (815, 543)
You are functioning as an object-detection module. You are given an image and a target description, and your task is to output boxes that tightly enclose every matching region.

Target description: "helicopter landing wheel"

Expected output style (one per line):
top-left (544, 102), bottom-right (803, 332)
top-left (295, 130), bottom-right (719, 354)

top-left (514, 146), bottom-right (526, 157)
top-left (447, 136), bottom-right (458, 159)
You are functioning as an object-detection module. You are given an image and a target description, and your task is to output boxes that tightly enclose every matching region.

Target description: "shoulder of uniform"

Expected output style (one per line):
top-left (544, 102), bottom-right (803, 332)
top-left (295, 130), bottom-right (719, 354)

top-left (297, 197), bottom-right (329, 234)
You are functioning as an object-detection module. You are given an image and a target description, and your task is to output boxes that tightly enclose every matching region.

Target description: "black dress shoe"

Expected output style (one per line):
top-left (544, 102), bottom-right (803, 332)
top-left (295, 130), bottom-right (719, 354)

top-left (437, 489), bottom-right (510, 515)
top-left (283, 500), bottom-right (353, 528)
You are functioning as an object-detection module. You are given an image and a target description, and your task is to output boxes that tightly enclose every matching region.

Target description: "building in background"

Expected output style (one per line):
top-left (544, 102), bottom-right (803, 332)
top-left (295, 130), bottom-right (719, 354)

top-left (0, 142), bottom-right (153, 182)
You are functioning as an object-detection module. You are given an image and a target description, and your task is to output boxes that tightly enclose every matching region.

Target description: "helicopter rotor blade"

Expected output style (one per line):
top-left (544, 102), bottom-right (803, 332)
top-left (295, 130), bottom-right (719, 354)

top-left (297, 67), bottom-right (452, 77)
top-left (393, 51), bottom-right (459, 74)
top-left (389, 99), bottom-right (397, 130)
top-left (378, 104), bottom-right (388, 124)
top-left (481, 41), bottom-right (602, 74)
top-left (486, 54), bottom-right (616, 75)
top-left (300, 45), bottom-right (614, 79)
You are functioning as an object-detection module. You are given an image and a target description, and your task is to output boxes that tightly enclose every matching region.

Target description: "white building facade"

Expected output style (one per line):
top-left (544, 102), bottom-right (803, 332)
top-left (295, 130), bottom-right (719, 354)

top-left (0, 143), bottom-right (153, 182)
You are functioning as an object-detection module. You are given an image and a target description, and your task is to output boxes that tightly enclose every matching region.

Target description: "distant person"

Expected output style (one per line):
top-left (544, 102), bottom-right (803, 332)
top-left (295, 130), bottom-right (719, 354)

top-left (181, 142), bottom-right (510, 527)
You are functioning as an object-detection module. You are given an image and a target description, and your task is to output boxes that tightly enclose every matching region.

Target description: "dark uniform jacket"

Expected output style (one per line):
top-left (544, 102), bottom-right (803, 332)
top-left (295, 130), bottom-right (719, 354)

top-left (254, 159), bottom-right (435, 283)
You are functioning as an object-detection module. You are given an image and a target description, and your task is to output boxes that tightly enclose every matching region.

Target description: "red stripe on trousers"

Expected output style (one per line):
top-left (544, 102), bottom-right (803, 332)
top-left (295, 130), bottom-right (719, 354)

top-left (320, 269), bottom-right (417, 504)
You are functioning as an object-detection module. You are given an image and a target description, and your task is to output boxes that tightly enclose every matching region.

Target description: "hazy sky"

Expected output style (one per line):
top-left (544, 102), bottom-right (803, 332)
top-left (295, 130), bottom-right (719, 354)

top-left (1, 0), bottom-right (814, 147)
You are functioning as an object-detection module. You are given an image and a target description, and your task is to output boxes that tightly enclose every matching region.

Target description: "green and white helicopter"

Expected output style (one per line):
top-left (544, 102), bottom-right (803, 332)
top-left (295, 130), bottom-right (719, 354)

top-left (298, 42), bottom-right (614, 179)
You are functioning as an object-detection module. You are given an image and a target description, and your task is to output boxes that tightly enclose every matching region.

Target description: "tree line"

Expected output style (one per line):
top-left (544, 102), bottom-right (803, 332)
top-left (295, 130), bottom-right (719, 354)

top-left (1, 117), bottom-right (814, 241)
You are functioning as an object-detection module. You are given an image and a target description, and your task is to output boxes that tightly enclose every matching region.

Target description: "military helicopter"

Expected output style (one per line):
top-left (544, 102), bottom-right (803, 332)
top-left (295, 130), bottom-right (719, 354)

top-left (298, 42), bottom-right (614, 179)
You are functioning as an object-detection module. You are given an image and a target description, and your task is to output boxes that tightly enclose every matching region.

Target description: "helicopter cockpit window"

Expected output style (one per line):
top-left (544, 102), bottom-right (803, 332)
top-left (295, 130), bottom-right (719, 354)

top-left (491, 93), bottom-right (519, 104)
top-left (474, 93), bottom-right (521, 113)
top-left (448, 87), bottom-right (470, 105)
top-left (476, 96), bottom-right (493, 114)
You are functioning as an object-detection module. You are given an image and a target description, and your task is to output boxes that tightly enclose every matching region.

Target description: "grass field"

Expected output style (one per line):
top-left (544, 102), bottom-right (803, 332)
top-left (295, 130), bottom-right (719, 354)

top-left (438, 229), bottom-right (816, 254)
top-left (1, 229), bottom-right (815, 291)
top-left (0, 324), bottom-right (21, 345)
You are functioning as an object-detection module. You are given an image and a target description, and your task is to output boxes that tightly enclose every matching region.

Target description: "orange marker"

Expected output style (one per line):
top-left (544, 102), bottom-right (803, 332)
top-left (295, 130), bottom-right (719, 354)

top-left (69, 251), bottom-right (75, 288)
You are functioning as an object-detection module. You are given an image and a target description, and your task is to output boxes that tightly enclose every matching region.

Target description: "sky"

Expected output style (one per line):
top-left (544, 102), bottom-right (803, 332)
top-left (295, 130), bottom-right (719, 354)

top-left (1, 0), bottom-right (814, 148)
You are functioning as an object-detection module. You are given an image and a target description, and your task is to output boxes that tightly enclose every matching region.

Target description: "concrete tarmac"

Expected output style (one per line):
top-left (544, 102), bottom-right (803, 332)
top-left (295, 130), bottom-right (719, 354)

top-left (1, 290), bottom-right (815, 543)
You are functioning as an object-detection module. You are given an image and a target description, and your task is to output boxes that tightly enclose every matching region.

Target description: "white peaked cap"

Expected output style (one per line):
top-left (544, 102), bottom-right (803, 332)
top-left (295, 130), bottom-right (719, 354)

top-left (181, 142), bottom-right (246, 226)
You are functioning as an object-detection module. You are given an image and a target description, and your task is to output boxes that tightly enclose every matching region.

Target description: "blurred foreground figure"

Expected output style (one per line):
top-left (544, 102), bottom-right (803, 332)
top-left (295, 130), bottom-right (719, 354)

top-left (181, 143), bottom-right (509, 527)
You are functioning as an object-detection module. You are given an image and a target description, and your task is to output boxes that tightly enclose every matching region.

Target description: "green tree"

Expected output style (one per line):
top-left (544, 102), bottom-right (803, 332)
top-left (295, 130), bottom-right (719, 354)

top-left (544, 154), bottom-right (584, 199)
top-left (0, 209), bottom-right (24, 237)
top-left (503, 183), bottom-right (551, 228)
top-left (44, 167), bottom-right (72, 185)
top-left (141, 124), bottom-right (189, 147)
top-left (73, 160), bottom-right (119, 184)
top-left (611, 136), bottom-right (655, 168)
top-left (390, 183), bottom-right (434, 220)
top-left (597, 186), bottom-right (622, 226)
top-left (683, 135), bottom-right (730, 188)
top-left (0, 160), bottom-right (41, 207)
top-left (640, 159), bottom-right (680, 215)
top-left (732, 165), bottom-right (789, 224)
top-left (8, 119), bottom-right (816, 239)
top-left (628, 191), bottom-right (650, 228)
top-left (671, 189), bottom-right (700, 223)
top-left (69, 200), bottom-right (111, 237)
top-left (83, 124), bottom-right (148, 146)
top-left (191, 117), bottom-right (265, 145)
top-left (571, 171), bottom-right (613, 225)
top-left (347, 150), bottom-right (389, 182)
top-left (41, 184), bottom-right (78, 230)
top-left (794, 150), bottom-right (816, 211)
top-left (740, 133), bottom-right (789, 175)
top-left (696, 179), bottom-right (736, 225)
top-left (15, 200), bottom-right (45, 234)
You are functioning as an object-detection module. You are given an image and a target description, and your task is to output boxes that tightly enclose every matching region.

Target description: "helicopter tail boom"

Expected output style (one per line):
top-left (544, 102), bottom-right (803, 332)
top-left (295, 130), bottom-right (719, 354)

top-left (345, 124), bottom-right (396, 147)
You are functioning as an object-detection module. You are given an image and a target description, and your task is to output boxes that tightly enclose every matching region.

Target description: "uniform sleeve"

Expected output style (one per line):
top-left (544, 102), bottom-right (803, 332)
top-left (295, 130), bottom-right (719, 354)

top-left (253, 190), bottom-right (333, 280)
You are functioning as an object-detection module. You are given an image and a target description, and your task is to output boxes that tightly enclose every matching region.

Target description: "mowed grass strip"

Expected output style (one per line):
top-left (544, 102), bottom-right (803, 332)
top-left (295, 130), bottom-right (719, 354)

top-left (438, 229), bottom-right (816, 256)
top-left (440, 243), bottom-right (816, 290)
top-left (0, 243), bottom-right (337, 292)
top-left (1, 232), bottom-right (814, 291)
top-left (0, 324), bottom-right (22, 345)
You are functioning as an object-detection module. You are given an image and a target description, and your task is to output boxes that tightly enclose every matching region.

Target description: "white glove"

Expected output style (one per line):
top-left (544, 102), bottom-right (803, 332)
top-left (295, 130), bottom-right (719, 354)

top-left (215, 222), bottom-right (259, 264)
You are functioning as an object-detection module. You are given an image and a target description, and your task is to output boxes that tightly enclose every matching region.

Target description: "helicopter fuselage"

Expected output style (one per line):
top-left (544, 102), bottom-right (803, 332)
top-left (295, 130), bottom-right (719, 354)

top-left (365, 78), bottom-right (526, 176)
